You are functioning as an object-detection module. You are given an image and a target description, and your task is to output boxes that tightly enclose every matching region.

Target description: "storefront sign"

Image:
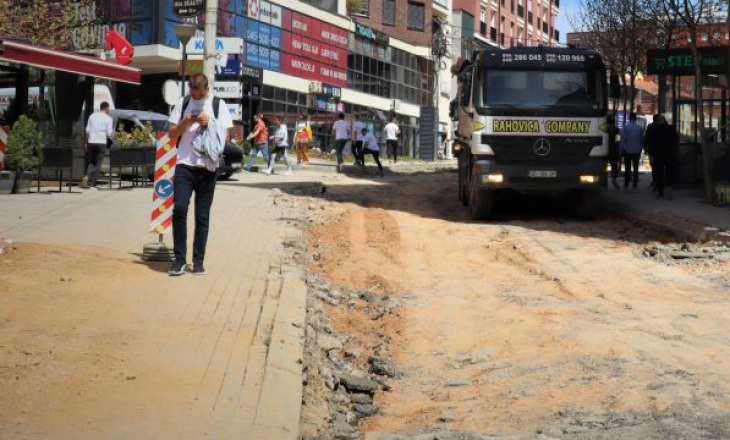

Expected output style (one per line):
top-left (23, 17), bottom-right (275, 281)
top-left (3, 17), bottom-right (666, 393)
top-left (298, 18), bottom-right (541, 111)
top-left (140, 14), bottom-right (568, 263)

top-left (186, 37), bottom-right (243, 55)
top-left (228, 104), bottom-right (243, 120)
top-left (322, 84), bottom-right (342, 98)
top-left (248, 0), bottom-right (282, 27)
top-left (214, 82), bottom-right (243, 99)
top-left (241, 65), bottom-right (264, 81)
top-left (647, 46), bottom-right (729, 75)
top-left (173, 0), bottom-right (205, 17)
top-left (355, 23), bottom-right (390, 46)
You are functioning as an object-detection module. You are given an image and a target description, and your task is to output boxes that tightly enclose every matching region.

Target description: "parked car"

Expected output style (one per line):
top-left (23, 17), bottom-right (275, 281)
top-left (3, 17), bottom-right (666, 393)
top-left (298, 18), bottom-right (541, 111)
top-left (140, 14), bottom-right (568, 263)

top-left (102, 109), bottom-right (243, 180)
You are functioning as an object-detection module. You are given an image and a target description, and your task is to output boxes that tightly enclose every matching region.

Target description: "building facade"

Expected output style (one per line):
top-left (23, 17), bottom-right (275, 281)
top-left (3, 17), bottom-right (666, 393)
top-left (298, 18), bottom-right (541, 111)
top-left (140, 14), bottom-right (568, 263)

top-left (79, 0), bottom-right (452, 159)
top-left (451, 0), bottom-right (560, 61)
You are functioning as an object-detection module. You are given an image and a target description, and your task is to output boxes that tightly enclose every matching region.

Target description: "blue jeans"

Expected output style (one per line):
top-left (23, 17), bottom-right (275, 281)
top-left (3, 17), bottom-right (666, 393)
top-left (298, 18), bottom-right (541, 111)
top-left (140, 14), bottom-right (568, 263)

top-left (335, 139), bottom-right (347, 165)
top-left (246, 143), bottom-right (269, 170)
top-left (173, 164), bottom-right (217, 265)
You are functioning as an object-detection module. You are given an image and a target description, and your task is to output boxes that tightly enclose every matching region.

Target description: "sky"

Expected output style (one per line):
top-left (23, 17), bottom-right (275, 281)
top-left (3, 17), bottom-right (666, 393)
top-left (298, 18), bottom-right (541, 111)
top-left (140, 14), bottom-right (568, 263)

top-left (554, 0), bottom-right (580, 43)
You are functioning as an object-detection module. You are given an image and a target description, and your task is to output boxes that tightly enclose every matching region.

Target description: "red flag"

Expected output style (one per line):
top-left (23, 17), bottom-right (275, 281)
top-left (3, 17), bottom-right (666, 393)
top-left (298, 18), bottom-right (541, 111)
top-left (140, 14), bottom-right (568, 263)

top-left (106, 30), bottom-right (134, 66)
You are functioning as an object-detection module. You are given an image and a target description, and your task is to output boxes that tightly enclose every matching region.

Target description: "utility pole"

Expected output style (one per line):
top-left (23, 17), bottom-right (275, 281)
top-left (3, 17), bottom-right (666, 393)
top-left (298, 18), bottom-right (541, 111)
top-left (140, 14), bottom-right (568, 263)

top-left (203, 0), bottom-right (218, 88)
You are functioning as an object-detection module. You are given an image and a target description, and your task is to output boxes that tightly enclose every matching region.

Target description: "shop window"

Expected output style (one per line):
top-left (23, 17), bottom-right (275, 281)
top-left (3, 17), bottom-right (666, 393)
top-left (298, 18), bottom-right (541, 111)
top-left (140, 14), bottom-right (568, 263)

top-left (407, 2), bottom-right (424, 31)
top-left (383, 0), bottom-right (396, 26)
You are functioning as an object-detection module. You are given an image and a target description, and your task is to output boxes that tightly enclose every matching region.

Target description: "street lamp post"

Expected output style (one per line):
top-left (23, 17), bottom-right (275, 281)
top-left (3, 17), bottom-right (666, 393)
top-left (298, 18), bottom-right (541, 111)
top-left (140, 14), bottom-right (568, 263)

top-left (175, 23), bottom-right (197, 98)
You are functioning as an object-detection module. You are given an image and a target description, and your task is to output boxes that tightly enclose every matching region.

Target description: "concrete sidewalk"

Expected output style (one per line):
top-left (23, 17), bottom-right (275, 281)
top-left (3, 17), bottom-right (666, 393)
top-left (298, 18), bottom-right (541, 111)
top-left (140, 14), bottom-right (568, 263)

top-left (602, 182), bottom-right (730, 242)
top-left (0, 171), bottom-right (321, 440)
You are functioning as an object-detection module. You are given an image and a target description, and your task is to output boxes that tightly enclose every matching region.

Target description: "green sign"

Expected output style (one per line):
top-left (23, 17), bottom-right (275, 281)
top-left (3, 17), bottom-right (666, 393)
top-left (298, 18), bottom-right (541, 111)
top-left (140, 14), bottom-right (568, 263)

top-left (647, 46), bottom-right (729, 75)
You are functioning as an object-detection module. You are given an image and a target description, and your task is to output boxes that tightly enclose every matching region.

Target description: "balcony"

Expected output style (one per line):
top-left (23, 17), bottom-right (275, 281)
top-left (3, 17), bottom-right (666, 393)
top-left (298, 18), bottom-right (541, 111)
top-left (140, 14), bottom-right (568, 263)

top-left (433, 0), bottom-right (449, 17)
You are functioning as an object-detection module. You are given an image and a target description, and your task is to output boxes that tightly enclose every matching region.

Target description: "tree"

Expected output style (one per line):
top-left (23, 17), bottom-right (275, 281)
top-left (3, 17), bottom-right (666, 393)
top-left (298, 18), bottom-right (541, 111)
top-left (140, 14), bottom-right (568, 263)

top-left (660, 0), bottom-right (725, 201)
top-left (574, 0), bottom-right (659, 115)
top-left (0, 0), bottom-right (101, 50)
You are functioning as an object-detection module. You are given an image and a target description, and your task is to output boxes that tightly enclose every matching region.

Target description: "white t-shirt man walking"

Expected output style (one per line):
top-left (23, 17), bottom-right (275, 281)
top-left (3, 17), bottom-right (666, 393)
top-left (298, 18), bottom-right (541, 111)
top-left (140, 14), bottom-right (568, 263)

top-left (383, 117), bottom-right (400, 164)
top-left (83, 101), bottom-right (114, 188)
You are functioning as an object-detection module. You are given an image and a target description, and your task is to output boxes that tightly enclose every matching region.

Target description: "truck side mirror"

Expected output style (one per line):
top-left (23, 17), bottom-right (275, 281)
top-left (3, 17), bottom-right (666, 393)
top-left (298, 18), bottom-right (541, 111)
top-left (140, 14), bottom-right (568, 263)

top-left (610, 73), bottom-right (620, 99)
top-left (460, 66), bottom-right (474, 107)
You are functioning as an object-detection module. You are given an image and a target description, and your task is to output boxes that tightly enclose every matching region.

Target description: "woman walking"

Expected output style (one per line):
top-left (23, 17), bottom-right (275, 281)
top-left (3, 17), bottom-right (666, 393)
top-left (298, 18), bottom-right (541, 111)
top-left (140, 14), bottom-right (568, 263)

top-left (294, 113), bottom-right (312, 166)
top-left (263, 116), bottom-right (292, 176)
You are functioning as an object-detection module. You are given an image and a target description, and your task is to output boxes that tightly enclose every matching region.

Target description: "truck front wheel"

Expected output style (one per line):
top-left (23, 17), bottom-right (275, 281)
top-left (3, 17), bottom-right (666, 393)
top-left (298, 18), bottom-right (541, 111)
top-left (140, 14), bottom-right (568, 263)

top-left (458, 158), bottom-right (468, 206)
top-left (469, 175), bottom-right (494, 221)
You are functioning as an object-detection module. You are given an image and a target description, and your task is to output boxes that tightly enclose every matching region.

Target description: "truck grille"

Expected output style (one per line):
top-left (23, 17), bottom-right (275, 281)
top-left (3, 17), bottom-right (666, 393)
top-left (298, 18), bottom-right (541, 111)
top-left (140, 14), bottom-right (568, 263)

top-left (481, 135), bottom-right (600, 163)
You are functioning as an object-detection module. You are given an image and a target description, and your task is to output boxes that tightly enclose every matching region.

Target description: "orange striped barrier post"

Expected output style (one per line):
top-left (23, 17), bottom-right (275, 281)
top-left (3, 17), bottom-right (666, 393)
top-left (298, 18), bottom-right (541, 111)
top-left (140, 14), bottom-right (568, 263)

top-left (142, 132), bottom-right (177, 261)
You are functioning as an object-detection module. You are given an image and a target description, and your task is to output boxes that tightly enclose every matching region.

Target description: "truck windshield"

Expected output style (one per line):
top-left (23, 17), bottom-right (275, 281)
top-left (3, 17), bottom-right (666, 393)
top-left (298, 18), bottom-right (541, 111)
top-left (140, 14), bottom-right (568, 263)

top-left (479, 70), bottom-right (604, 111)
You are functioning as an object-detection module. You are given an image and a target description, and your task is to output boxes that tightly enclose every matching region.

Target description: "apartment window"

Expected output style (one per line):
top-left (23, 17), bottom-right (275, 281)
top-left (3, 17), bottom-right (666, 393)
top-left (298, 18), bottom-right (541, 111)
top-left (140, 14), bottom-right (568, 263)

top-left (510, 0), bottom-right (514, 13)
top-left (480, 7), bottom-right (486, 22)
top-left (518, 4), bottom-right (524, 17)
top-left (358, 0), bottom-right (370, 16)
top-left (407, 2), bottom-right (424, 31)
top-left (382, 0), bottom-right (396, 26)
top-left (701, 33), bottom-right (709, 41)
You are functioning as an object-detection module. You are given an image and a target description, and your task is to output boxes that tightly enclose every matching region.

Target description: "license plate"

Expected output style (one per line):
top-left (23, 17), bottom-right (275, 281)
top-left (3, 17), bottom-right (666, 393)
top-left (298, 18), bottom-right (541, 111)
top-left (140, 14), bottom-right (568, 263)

top-left (232, 162), bottom-right (243, 169)
top-left (529, 170), bottom-right (557, 178)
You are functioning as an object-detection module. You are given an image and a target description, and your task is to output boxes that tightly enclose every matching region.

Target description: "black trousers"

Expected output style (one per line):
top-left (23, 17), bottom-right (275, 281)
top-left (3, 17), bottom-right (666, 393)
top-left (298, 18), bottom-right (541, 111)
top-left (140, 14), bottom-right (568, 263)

top-left (386, 139), bottom-right (398, 162)
top-left (352, 141), bottom-right (363, 164)
top-left (173, 164), bottom-right (217, 265)
top-left (623, 154), bottom-right (640, 188)
top-left (654, 159), bottom-right (674, 195)
top-left (361, 148), bottom-right (383, 172)
top-left (85, 143), bottom-right (106, 185)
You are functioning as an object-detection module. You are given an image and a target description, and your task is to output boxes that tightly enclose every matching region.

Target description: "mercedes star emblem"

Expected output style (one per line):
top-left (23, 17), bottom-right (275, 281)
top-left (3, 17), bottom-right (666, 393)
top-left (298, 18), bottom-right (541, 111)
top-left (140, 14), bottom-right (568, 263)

top-left (533, 138), bottom-right (551, 156)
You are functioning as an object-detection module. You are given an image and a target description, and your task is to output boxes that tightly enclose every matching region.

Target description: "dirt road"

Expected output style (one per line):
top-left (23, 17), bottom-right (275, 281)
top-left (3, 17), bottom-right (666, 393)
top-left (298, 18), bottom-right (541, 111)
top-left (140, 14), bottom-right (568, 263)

top-left (301, 168), bottom-right (730, 439)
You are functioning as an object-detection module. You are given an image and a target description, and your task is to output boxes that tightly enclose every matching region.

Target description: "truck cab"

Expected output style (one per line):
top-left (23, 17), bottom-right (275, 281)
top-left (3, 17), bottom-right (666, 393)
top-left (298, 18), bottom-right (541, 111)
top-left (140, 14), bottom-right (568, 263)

top-left (453, 47), bottom-right (611, 220)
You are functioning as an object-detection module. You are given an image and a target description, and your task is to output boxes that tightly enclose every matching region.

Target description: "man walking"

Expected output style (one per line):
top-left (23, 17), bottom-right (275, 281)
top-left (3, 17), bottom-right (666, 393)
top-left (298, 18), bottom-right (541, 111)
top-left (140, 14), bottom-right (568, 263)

top-left (245, 113), bottom-right (269, 172)
top-left (384, 116), bottom-right (400, 164)
top-left (332, 112), bottom-right (350, 172)
top-left (351, 114), bottom-right (365, 166)
top-left (168, 73), bottom-right (233, 276)
top-left (619, 112), bottom-right (644, 192)
top-left (644, 114), bottom-right (661, 190)
top-left (653, 115), bottom-right (679, 198)
top-left (360, 127), bottom-right (384, 176)
top-left (82, 101), bottom-right (114, 188)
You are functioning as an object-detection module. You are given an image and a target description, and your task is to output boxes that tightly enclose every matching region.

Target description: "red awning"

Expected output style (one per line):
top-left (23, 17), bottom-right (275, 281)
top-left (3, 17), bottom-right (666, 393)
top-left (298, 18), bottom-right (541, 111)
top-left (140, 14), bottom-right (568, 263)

top-left (0, 40), bottom-right (141, 85)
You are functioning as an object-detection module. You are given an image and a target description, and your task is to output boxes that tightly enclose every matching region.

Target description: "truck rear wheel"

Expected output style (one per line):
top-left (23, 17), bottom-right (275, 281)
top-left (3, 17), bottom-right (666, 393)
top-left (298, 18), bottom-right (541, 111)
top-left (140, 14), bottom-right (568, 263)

top-left (469, 175), bottom-right (494, 221)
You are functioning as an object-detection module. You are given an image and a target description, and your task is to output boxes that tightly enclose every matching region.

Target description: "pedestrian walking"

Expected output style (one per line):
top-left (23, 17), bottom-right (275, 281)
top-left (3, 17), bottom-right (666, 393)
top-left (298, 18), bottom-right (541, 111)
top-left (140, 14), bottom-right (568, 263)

top-left (167, 73), bottom-right (233, 276)
top-left (351, 114), bottom-right (365, 166)
top-left (619, 112), bottom-right (644, 192)
top-left (82, 101), bottom-right (114, 188)
top-left (245, 113), bottom-right (269, 172)
top-left (606, 114), bottom-right (620, 189)
top-left (384, 116), bottom-right (400, 164)
top-left (652, 114), bottom-right (679, 199)
top-left (332, 112), bottom-right (350, 172)
top-left (263, 115), bottom-right (292, 176)
top-left (294, 113), bottom-right (312, 166)
top-left (644, 114), bottom-right (661, 190)
top-left (359, 127), bottom-right (383, 176)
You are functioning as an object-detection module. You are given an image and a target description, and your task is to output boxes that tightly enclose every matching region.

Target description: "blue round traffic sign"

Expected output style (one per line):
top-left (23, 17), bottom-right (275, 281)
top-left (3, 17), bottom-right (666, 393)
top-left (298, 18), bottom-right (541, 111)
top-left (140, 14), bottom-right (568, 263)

top-left (154, 179), bottom-right (174, 199)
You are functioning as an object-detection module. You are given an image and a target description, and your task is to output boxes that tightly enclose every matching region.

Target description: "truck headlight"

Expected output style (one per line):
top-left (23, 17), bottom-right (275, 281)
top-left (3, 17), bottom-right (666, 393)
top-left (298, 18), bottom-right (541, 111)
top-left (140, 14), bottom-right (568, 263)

top-left (580, 175), bottom-right (599, 184)
top-left (589, 145), bottom-right (608, 157)
top-left (482, 174), bottom-right (504, 183)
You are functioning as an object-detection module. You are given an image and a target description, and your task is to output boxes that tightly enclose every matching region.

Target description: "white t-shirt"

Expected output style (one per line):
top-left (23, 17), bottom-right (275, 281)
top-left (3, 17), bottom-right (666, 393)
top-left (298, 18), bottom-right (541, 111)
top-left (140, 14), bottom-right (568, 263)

top-left (86, 112), bottom-right (114, 145)
top-left (169, 97), bottom-right (233, 171)
top-left (352, 120), bottom-right (365, 141)
top-left (333, 119), bottom-right (350, 140)
top-left (384, 122), bottom-right (400, 141)
top-left (275, 123), bottom-right (288, 147)
top-left (362, 133), bottom-right (379, 151)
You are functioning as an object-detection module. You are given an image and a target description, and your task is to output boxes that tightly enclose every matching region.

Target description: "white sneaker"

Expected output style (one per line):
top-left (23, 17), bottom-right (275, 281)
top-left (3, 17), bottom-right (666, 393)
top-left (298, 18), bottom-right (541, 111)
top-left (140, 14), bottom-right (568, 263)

top-left (283, 169), bottom-right (292, 176)
top-left (262, 169), bottom-right (272, 176)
